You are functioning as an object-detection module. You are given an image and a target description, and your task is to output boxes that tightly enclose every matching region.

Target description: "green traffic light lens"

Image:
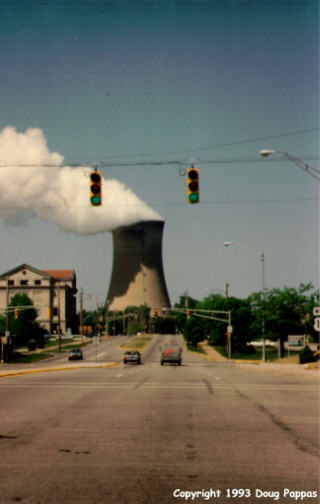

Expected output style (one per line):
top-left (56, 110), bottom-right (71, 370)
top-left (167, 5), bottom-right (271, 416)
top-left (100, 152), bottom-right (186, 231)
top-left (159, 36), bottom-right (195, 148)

top-left (188, 193), bottom-right (199, 203)
top-left (91, 195), bottom-right (101, 205)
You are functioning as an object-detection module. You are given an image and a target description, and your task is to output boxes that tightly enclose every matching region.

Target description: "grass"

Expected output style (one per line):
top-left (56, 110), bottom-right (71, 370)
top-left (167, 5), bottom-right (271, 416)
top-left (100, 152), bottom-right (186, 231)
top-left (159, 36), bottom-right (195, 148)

top-left (214, 346), bottom-right (299, 362)
top-left (6, 338), bottom-right (89, 364)
top-left (186, 343), bottom-right (206, 354)
top-left (9, 352), bottom-right (55, 363)
top-left (118, 335), bottom-right (152, 350)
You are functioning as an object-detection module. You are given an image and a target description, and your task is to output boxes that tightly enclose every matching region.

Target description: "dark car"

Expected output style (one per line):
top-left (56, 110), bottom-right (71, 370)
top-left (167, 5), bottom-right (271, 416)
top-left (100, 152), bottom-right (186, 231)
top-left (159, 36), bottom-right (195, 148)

top-left (123, 350), bottom-right (141, 365)
top-left (68, 348), bottom-right (83, 361)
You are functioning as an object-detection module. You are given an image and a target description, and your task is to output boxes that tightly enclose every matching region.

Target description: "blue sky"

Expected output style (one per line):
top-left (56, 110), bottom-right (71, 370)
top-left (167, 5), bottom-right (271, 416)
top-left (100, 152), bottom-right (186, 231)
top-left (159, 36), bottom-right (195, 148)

top-left (0, 0), bottom-right (319, 309)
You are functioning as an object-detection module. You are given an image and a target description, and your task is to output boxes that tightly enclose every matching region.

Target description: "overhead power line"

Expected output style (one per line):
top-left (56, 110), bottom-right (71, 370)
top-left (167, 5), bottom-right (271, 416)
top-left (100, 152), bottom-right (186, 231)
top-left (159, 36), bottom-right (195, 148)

top-left (0, 197), bottom-right (315, 211)
top-left (0, 155), bottom-right (318, 169)
top-left (0, 128), bottom-right (318, 168)
top-left (90, 127), bottom-right (320, 160)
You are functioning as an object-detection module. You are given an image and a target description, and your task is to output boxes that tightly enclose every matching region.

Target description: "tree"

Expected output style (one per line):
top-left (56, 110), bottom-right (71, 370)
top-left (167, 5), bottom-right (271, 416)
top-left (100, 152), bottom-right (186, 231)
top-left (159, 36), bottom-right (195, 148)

top-left (248, 283), bottom-right (318, 357)
top-left (7, 293), bottom-right (38, 348)
top-left (197, 294), bottom-right (253, 353)
top-left (183, 316), bottom-right (205, 347)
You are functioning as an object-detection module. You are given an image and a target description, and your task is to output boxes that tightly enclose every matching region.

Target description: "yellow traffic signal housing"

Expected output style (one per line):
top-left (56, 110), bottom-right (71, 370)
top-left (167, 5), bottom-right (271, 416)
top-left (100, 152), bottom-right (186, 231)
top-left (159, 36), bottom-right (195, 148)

top-left (47, 307), bottom-right (51, 318)
top-left (186, 166), bottom-right (199, 204)
top-left (14, 307), bottom-right (19, 319)
top-left (186, 309), bottom-right (191, 319)
top-left (90, 170), bottom-right (102, 206)
top-left (154, 309), bottom-right (158, 317)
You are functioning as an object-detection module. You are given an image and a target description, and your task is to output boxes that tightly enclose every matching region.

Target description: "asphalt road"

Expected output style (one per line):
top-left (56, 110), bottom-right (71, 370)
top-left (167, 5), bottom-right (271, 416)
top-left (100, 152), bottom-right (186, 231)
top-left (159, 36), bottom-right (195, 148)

top-left (0, 334), bottom-right (319, 504)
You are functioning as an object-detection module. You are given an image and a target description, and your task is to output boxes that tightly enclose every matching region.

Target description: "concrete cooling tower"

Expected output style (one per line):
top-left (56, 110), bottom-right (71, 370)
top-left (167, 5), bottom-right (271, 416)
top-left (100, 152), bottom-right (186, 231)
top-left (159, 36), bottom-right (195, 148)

top-left (107, 220), bottom-right (171, 311)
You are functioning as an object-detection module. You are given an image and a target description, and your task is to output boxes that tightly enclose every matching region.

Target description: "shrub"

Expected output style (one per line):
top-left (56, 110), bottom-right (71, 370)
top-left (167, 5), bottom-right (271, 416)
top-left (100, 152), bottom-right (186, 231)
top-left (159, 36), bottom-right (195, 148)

top-left (27, 339), bottom-right (37, 351)
top-left (299, 345), bottom-right (315, 364)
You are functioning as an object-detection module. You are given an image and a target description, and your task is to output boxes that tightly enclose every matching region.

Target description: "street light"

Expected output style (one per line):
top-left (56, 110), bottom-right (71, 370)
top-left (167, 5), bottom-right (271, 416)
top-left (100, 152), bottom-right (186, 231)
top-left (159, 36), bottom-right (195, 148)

top-left (260, 148), bottom-right (320, 308)
top-left (224, 240), bottom-right (266, 362)
top-left (259, 149), bottom-right (320, 181)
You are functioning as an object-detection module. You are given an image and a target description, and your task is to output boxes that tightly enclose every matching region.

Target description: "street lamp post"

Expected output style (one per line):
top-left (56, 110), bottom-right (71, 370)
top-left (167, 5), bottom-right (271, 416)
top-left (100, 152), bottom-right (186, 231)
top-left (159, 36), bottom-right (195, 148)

top-left (260, 149), bottom-right (320, 306)
top-left (224, 241), bottom-right (266, 362)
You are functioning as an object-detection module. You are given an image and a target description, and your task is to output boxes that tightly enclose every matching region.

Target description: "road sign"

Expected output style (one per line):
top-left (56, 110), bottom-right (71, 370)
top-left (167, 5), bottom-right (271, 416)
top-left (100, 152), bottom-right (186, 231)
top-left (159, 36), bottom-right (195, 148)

top-left (313, 317), bottom-right (320, 332)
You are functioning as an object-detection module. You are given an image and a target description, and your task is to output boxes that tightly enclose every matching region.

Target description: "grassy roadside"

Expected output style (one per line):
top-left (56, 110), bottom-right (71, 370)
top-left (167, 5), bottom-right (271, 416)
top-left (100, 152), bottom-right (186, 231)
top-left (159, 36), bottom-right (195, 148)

top-left (213, 346), bottom-right (299, 362)
top-left (7, 339), bottom-right (90, 364)
top-left (118, 335), bottom-right (152, 351)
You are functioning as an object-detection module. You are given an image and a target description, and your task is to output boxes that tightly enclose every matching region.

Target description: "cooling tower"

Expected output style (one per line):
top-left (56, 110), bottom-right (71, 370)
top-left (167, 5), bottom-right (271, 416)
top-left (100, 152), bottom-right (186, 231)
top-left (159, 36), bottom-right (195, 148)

top-left (107, 220), bottom-right (171, 311)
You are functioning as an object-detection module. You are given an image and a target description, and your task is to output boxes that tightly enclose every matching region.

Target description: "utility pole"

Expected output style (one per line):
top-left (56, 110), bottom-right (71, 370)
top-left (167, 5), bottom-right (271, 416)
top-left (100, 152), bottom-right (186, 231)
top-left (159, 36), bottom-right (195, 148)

top-left (184, 289), bottom-right (189, 309)
top-left (5, 276), bottom-right (9, 334)
top-left (57, 282), bottom-right (61, 352)
top-left (79, 287), bottom-right (83, 343)
top-left (261, 252), bottom-right (266, 362)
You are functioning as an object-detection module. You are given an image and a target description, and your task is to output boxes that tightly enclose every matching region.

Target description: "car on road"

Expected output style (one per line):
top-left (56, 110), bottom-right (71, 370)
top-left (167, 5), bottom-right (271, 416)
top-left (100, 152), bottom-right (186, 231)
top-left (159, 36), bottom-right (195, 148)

top-left (123, 350), bottom-right (141, 365)
top-left (160, 344), bottom-right (182, 366)
top-left (68, 348), bottom-right (83, 361)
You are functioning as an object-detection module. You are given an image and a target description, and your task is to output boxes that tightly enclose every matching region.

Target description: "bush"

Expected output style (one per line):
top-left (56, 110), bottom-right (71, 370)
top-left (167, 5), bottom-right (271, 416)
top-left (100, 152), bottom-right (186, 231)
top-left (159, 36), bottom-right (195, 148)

top-left (27, 339), bottom-right (37, 351)
top-left (299, 345), bottom-right (315, 364)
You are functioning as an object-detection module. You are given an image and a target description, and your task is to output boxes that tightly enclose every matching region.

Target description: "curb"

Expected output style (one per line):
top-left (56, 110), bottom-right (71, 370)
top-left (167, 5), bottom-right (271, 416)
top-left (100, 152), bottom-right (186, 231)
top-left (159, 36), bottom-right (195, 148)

top-left (0, 361), bottom-right (121, 378)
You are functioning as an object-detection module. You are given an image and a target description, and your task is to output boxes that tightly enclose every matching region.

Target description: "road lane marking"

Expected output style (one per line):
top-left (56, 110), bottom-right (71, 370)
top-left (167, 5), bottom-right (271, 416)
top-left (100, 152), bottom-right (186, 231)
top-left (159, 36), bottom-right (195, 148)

top-left (0, 382), bottom-right (318, 392)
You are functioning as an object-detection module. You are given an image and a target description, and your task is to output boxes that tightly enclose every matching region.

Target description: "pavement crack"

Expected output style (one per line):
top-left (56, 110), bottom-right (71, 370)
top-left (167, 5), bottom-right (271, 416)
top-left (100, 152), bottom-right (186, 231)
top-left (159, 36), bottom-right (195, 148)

top-left (234, 387), bottom-right (319, 459)
top-left (133, 376), bottom-right (150, 389)
top-left (202, 378), bottom-right (214, 395)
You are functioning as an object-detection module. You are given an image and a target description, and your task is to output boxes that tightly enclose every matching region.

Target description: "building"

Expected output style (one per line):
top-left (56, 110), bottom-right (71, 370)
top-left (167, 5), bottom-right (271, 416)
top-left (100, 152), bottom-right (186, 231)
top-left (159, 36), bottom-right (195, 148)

top-left (107, 220), bottom-right (171, 312)
top-left (0, 264), bottom-right (77, 334)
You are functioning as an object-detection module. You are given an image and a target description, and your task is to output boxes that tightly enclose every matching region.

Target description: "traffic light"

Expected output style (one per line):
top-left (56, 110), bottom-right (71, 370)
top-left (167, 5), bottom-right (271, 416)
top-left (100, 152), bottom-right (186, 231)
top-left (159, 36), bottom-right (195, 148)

top-left (47, 307), bottom-right (51, 318)
top-left (154, 309), bottom-right (158, 317)
top-left (186, 166), bottom-right (199, 204)
top-left (90, 170), bottom-right (102, 206)
top-left (14, 307), bottom-right (19, 319)
top-left (186, 309), bottom-right (191, 319)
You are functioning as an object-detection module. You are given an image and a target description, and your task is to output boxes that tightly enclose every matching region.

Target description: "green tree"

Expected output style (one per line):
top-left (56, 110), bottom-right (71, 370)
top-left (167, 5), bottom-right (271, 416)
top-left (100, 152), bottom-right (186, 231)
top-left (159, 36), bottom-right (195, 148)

top-left (8, 293), bottom-right (38, 347)
top-left (248, 283), bottom-right (318, 357)
top-left (183, 315), bottom-right (205, 347)
top-left (0, 315), bottom-right (5, 335)
top-left (197, 294), bottom-right (253, 353)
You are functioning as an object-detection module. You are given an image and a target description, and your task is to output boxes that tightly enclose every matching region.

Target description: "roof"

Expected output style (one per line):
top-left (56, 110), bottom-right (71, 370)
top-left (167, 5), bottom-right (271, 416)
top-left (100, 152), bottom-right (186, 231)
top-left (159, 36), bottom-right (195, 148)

top-left (0, 264), bottom-right (51, 279)
top-left (42, 270), bottom-right (74, 280)
top-left (0, 264), bottom-right (76, 282)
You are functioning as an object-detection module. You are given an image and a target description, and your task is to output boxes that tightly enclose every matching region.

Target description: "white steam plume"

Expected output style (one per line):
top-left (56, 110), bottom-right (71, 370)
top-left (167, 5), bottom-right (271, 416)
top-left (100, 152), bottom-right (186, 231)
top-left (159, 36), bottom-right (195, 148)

top-left (0, 126), bottom-right (162, 234)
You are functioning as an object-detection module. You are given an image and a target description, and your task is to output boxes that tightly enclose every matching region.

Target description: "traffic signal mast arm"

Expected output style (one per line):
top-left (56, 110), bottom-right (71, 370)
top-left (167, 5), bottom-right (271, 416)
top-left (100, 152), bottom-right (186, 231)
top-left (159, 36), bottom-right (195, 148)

top-left (0, 305), bottom-right (36, 315)
top-left (162, 307), bottom-right (231, 324)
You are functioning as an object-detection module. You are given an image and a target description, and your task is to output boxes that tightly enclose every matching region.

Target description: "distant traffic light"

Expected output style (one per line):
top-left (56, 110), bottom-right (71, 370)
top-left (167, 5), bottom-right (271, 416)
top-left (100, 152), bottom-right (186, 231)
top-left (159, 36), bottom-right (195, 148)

top-left (90, 170), bottom-right (102, 206)
top-left (186, 166), bottom-right (199, 204)
top-left (154, 309), bottom-right (159, 317)
top-left (14, 307), bottom-right (19, 319)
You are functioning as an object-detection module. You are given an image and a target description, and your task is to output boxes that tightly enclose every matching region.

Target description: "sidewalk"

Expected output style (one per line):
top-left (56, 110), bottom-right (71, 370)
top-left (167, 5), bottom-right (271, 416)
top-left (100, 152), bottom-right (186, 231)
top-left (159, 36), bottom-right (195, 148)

top-left (236, 360), bottom-right (320, 378)
top-left (198, 343), bottom-right (230, 362)
top-left (199, 343), bottom-right (320, 378)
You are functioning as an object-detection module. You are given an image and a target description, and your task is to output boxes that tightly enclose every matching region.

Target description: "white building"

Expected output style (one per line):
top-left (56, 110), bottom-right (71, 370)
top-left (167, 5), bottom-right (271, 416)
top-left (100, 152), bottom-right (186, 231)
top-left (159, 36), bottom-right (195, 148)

top-left (0, 264), bottom-right (77, 334)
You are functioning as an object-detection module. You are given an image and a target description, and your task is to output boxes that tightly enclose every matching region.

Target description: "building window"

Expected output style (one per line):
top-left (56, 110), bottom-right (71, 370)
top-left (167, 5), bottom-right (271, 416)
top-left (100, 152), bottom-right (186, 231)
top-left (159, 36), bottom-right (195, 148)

top-left (20, 280), bottom-right (29, 285)
top-left (34, 280), bottom-right (41, 285)
top-left (8, 280), bottom-right (14, 286)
